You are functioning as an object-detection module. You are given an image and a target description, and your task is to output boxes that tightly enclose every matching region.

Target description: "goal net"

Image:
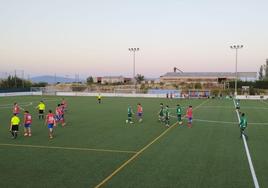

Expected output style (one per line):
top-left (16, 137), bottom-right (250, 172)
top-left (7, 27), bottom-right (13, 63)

top-left (30, 87), bottom-right (46, 93)
top-left (30, 87), bottom-right (56, 95)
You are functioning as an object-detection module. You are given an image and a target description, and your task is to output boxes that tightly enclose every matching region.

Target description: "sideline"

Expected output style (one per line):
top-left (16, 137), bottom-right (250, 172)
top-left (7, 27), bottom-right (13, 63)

top-left (233, 100), bottom-right (260, 188)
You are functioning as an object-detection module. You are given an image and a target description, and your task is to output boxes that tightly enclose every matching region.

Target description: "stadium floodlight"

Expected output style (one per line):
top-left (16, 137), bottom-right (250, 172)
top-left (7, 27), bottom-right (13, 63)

top-left (230, 44), bottom-right (243, 97)
top-left (128, 47), bottom-right (140, 84)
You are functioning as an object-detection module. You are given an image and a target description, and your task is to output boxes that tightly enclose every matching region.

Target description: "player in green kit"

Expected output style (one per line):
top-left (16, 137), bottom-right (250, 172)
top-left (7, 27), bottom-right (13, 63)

top-left (158, 103), bottom-right (164, 122)
top-left (239, 113), bottom-right (248, 140)
top-left (235, 99), bottom-right (240, 110)
top-left (176, 104), bottom-right (183, 125)
top-left (164, 105), bottom-right (170, 127)
top-left (126, 105), bottom-right (134, 124)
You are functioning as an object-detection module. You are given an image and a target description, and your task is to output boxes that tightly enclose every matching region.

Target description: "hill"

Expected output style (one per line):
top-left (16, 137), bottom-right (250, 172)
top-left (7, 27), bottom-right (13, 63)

top-left (30, 75), bottom-right (77, 84)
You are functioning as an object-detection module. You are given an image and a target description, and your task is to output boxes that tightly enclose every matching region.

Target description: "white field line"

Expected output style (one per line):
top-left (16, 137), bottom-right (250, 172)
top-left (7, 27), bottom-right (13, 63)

top-left (94, 99), bottom-right (209, 188)
top-left (171, 105), bottom-right (268, 110)
top-left (260, 100), bottom-right (268, 106)
top-left (0, 102), bottom-right (32, 108)
top-left (197, 120), bottom-right (268, 126)
top-left (192, 119), bottom-right (235, 124)
top-left (233, 100), bottom-right (260, 188)
top-left (0, 102), bottom-right (33, 109)
top-left (202, 106), bottom-right (268, 110)
top-left (0, 143), bottom-right (137, 154)
top-left (0, 98), bottom-right (60, 106)
top-left (170, 115), bottom-right (268, 126)
top-left (0, 98), bottom-right (60, 109)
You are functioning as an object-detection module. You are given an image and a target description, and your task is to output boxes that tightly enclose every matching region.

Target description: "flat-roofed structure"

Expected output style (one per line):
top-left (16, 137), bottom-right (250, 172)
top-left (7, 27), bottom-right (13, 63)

top-left (101, 76), bottom-right (124, 84)
top-left (160, 72), bottom-right (257, 84)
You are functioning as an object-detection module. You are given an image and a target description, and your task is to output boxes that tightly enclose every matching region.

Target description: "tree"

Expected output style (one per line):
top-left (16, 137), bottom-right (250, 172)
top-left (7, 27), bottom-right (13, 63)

top-left (135, 74), bottom-right (145, 84)
top-left (265, 61), bottom-right (268, 80)
top-left (86, 76), bottom-right (94, 85)
top-left (32, 82), bottom-right (48, 87)
top-left (258, 65), bottom-right (264, 80)
top-left (194, 82), bottom-right (202, 89)
top-left (172, 83), bottom-right (179, 89)
top-left (0, 75), bottom-right (32, 88)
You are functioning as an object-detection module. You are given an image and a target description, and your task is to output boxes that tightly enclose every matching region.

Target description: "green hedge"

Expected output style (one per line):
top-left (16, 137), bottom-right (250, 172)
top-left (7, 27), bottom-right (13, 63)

top-left (229, 80), bottom-right (268, 89)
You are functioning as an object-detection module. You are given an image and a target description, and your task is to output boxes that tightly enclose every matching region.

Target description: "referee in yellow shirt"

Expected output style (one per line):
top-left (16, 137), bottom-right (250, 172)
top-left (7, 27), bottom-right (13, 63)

top-left (10, 114), bottom-right (20, 139)
top-left (36, 101), bottom-right (46, 119)
top-left (97, 93), bottom-right (102, 104)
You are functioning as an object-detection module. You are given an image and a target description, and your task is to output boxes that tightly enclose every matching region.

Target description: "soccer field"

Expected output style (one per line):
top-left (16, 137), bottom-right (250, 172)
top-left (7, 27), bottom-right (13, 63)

top-left (0, 96), bottom-right (267, 188)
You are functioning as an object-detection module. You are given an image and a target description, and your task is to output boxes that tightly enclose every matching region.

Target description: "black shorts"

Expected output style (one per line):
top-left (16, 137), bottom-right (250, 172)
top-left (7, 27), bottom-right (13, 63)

top-left (39, 110), bottom-right (44, 114)
top-left (12, 125), bottom-right (19, 131)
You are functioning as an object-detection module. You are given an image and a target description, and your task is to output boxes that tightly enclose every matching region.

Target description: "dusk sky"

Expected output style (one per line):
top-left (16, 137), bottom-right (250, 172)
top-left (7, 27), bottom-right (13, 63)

top-left (0, 0), bottom-right (267, 78)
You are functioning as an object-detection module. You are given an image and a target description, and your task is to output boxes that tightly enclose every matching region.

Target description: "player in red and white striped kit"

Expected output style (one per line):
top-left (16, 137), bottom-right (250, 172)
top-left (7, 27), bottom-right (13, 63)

top-left (23, 110), bottom-right (32, 137)
top-left (56, 104), bottom-right (66, 127)
top-left (45, 110), bottom-right (56, 139)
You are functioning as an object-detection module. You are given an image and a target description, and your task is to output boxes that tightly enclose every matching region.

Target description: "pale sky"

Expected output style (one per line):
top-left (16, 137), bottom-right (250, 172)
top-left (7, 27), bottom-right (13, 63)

top-left (0, 0), bottom-right (267, 78)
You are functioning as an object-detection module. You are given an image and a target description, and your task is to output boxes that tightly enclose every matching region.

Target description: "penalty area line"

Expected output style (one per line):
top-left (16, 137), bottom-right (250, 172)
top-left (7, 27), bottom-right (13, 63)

top-left (0, 98), bottom-right (60, 109)
top-left (170, 116), bottom-right (268, 126)
top-left (0, 102), bottom-right (33, 109)
top-left (0, 143), bottom-right (137, 154)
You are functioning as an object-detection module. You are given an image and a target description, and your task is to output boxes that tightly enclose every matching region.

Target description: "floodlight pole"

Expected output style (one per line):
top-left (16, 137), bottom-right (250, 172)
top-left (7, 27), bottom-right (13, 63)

top-left (22, 70), bottom-right (24, 88)
top-left (14, 69), bottom-right (17, 88)
top-left (230, 45), bottom-right (243, 97)
top-left (128, 48), bottom-right (139, 84)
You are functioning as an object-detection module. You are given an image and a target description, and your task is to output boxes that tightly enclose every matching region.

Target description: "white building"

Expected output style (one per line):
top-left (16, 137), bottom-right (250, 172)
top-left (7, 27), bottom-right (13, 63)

top-left (160, 72), bottom-right (257, 84)
top-left (101, 76), bottom-right (124, 84)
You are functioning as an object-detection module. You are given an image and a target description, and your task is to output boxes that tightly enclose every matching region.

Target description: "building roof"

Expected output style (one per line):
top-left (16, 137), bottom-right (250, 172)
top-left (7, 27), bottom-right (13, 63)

top-left (161, 72), bottom-right (257, 78)
top-left (102, 76), bottom-right (124, 79)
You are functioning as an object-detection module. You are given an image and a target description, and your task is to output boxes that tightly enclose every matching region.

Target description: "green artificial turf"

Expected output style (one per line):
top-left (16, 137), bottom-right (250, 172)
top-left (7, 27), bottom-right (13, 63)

top-left (0, 96), bottom-right (267, 188)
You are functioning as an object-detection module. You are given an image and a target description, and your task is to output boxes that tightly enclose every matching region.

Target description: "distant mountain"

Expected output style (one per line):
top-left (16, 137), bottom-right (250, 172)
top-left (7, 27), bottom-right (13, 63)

top-left (31, 75), bottom-right (80, 84)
